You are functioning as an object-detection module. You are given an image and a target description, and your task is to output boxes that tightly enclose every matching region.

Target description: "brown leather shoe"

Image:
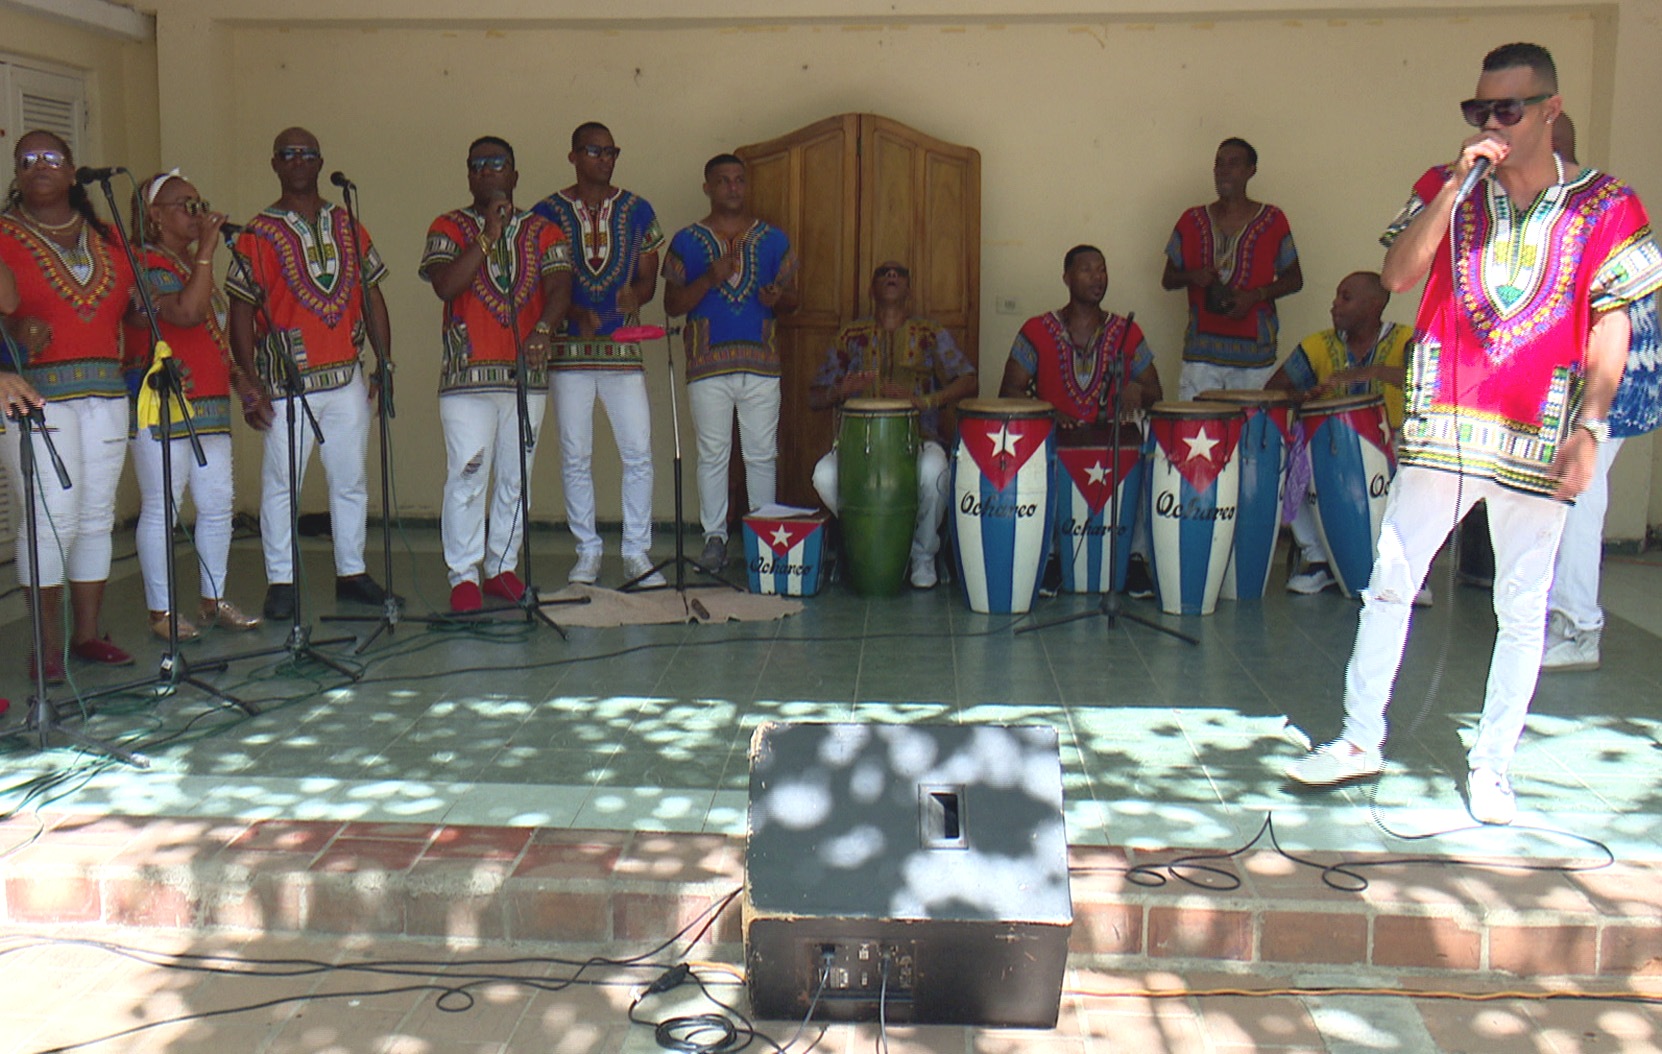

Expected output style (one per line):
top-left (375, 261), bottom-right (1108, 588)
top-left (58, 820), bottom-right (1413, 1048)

top-left (150, 610), bottom-right (201, 642)
top-left (200, 599), bottom-right (262, 631)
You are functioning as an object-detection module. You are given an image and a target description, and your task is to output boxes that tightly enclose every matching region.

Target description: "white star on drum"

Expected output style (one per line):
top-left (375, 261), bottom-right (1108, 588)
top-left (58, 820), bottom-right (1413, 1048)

top-left (1183, 426), bottom-right (1220, 462)
top-left (770, 526), bottom-right (794, 549)
top-left (992, 425), bottom-right (1020, 456)
top-left (1085, 461), bottom-right (1108, 485)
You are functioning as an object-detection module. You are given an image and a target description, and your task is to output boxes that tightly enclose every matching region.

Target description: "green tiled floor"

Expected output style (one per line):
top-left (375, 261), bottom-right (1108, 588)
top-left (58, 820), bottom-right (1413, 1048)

top-left (2, 528), bottom-right (1660, 860)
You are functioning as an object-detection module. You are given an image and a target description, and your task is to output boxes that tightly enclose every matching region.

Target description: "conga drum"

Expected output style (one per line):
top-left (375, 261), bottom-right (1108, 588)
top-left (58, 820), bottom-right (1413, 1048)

top-left (838, 397), bottom-right (919, 597)
top-left (1053, 445), bottom-right (1144, 594)
top-left (1302, 394), bottom-right (1396, 598)
top-left (1198, 389), bottom-right (1299, 601)
top-left (1145, 401), bottom-right (1245, 616)
top-left (952, 398), bottom-right (1055, 614)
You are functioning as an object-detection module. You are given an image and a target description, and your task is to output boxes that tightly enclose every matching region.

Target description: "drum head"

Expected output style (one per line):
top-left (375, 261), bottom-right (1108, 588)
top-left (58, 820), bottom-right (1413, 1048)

top-left (1302, 393), bottom-right (1383, 415)
top-left (959, 397), bottom-right (1054, 419)
top-left (844, 397), bottom-right (916, 415)
top-left (1148, 399), bottom-right (1243, 419)
top-left (1197, 388), bottom-right (1299, 408)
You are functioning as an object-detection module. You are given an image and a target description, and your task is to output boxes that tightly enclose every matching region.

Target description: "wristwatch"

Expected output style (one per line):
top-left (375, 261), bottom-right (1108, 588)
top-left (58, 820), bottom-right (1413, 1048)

top-left (1579, 418), bottom-right (1611, 443)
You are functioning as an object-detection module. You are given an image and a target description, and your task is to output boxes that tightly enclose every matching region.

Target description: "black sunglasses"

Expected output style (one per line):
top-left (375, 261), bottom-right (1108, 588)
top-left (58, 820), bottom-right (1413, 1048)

top-left (1460, 93), bottom-right (1553, 128)
top-left (874, 265), bottom-right (909, 279)
top-left (275, 146), bottom-right (321, 162)
top-left (578, 145), bottom-right (622, 161)
top-left (467, 155), bottom-right (513, 173)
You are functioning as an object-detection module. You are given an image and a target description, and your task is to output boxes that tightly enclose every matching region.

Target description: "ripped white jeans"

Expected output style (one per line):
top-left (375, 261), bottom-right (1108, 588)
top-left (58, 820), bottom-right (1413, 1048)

top-left (1340, 467), bottom-right (1567, 774)
top-left (440, 390), bottom-right (546, 587)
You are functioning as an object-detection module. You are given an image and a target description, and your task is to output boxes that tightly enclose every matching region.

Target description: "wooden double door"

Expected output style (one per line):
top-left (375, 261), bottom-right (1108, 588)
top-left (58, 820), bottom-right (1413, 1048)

top-left (736, 114), bottom-right (981, 510)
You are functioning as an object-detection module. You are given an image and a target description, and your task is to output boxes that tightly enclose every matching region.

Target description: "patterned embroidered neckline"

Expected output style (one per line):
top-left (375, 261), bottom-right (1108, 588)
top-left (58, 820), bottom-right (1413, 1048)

top-left (1, 209), bottom-right (117, 321)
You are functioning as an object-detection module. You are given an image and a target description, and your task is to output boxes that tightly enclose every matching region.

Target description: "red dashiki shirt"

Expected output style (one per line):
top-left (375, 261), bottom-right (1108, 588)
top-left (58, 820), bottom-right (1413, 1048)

top-left (1382, 164), bottom-right (1662, 496)
top-left (419, 207), bottom-right (571, 394)
top-left (1165, 203), bottom-right (1297, 369)
top-left (0, 211), bottom-right (134, 403)
top-left (225, 202), bottom-right (388, 395)
top-left (123, 245), bottom-right (235, 437)
top-left (1010, 311), bottom-right (1154, 445)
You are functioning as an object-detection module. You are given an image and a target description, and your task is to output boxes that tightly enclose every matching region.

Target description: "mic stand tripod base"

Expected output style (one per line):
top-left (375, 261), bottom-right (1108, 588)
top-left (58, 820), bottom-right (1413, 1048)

top-left (82, 649), bottom-right (262, 718)
top-left (26, 695), bottom-right (151, 767)
top-left (1017, 589), bottom-right (1200, 645)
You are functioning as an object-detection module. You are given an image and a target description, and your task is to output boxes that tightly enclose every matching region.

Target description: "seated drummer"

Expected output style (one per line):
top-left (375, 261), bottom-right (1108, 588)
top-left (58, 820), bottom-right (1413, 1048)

top-left (809, 261), bottom-right (978, 589)
top-left (1266, 270), bottom-right (1411, 595)
top-left (998, 244), bottom-right (1163, 597)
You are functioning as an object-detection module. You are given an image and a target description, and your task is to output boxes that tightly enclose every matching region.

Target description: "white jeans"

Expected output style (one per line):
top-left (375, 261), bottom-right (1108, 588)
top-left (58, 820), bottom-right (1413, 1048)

top-left (259, 369), bottom-right (371, 583)
top-left (552, 370), bottom-right (653, 558)
top-left (687, 373), bottom-right (779, 540)
top-left (0, 395), bottom-right (127, 586)
top-left (1340, 467), bottom-right (1567, 774)
top-left (1178, 362), bottom-right (1276, 401)
top-left (812, 440), bottom-right (949, 559)
top-left (133, 430), bottom-right (235, 610)
top-left (440, 390), bottom-right (546, 587)
top-left (1549, 437), bottom-right (1624, 632)
top-left (1290, 491), bottom-right (1326, 565)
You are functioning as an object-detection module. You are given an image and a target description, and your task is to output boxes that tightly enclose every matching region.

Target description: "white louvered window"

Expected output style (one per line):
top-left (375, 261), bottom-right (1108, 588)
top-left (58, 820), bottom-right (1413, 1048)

top-left (0, 58), bottom-right (88, 559)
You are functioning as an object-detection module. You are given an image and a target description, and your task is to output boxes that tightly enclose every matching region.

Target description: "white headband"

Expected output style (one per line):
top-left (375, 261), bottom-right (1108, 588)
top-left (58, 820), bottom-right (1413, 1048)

top-left (143, 168), bottom-right (185, 206)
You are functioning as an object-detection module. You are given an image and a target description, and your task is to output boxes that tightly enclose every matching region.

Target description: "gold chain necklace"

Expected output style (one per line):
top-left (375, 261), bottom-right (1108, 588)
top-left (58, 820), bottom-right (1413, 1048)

top-left (19, 206), bottom-right (83, 235)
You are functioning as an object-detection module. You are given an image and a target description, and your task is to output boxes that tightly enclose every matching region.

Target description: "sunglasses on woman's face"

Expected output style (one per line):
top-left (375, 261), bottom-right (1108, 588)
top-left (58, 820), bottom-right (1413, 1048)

top-left (1460, 93), bottom-right (1553, 128)
top-left (16, 150), bottom-right (68, 171)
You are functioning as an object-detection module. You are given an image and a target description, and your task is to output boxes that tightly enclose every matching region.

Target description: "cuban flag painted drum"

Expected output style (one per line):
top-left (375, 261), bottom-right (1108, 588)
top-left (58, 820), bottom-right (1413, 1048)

top-left (1145, 401), bottom-right (1244, 616)
top-left (1198, 389), bottom-right (1300, 601)
top-left (1301, 393), bottom-right (1396, 598)
top-left (1053, 445), bottom-right (1144, 594)
top-left (952, 398), bottom-right (1056, 614)
top-left (742, 512), bottom-right (831, 596)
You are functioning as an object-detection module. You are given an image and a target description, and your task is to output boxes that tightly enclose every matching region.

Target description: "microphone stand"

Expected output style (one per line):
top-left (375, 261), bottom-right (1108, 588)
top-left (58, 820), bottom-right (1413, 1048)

top-left (4, 393), bottom-right (146, 764)
top-left (1019, 311), bottom-right (1197, 645)
top-left (78, 176), bottom-right (260, 714)
top-left (618, 318), bottom-right (740, 596)
top-left (210, 225), bottom-right (359, 680)
top-left (319, 176), bottom-right (409, 650)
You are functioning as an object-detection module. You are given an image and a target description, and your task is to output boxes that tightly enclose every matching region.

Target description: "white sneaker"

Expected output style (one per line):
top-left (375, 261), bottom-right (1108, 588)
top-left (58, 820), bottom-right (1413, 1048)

top-left (1544, 610), bottom-right (1575, 651)
top-left (1287, 563), bottom-right (1337, 595)
top-left (1466, 766), bottom-right (1517, 825)
top-left (1286, 739), bottom-right (1384, 785)
top-left (1413, 586), bottom-right (1434, 608)
top-left (1542, 626), bottom-right (1601, 672)
top-left (699, 536), bottom-right (728, 571)
top-left (910, 554), bottom-right (938, 590)
top-left (622, 554), bottom-right (667, 588)
top-left (568, 551), bottom-right (602, 585)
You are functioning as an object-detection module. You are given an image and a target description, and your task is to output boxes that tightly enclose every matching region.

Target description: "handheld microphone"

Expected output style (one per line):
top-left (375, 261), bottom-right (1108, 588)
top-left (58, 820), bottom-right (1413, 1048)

top-left (329, 170), bottom-right (355, 191)
top-left (74, 165), bottom-right (126, 186)
top-left (1455, 157), bottom-right (1492, 202)
top-left (219, 221), bottom-right (246, 241)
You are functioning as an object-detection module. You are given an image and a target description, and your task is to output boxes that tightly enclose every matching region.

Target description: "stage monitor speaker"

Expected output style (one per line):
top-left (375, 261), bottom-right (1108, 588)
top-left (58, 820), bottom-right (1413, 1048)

top-left (743, 721), bottom-right (1071, 1028)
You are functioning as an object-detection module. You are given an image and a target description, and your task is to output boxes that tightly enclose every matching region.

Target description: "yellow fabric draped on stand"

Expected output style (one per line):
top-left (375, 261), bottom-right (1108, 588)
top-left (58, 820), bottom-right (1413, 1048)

top-left (136, 339), bottom-right (194, 430)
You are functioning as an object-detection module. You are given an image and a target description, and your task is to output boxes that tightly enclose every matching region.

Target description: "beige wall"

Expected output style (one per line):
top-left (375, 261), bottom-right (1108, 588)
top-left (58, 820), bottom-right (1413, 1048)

top-left (120, 2), bottom-right (1662, 545)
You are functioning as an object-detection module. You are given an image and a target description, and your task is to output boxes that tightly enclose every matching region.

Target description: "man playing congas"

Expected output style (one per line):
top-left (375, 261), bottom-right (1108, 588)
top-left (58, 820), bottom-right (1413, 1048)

top-left (810, 261), bottom-right (977, 589)
top-left (999, 244), bottom-right (1164, 597)
top-left (1267, 271), bottom-right (1410, 595)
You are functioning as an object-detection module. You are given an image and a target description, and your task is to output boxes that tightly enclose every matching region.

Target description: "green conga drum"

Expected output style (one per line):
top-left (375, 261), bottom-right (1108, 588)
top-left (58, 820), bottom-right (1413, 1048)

top-left (838, 397), bottom-right (919, 597)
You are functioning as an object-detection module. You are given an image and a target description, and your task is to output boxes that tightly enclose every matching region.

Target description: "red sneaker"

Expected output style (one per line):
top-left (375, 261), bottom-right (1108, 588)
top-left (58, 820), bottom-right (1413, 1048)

top-left (449, 580), bottom-right (484, 613)
top-left (71, 635), bottom-right (134, 666)
top-left (483, 571), bottom-right (525, 601)
top-left (27, 651), bottom-right (67, 684)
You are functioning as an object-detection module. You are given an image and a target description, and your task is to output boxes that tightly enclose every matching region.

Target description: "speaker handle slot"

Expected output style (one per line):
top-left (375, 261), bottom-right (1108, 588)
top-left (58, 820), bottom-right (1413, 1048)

top-left (919, 784), bottom-right (968, 849)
